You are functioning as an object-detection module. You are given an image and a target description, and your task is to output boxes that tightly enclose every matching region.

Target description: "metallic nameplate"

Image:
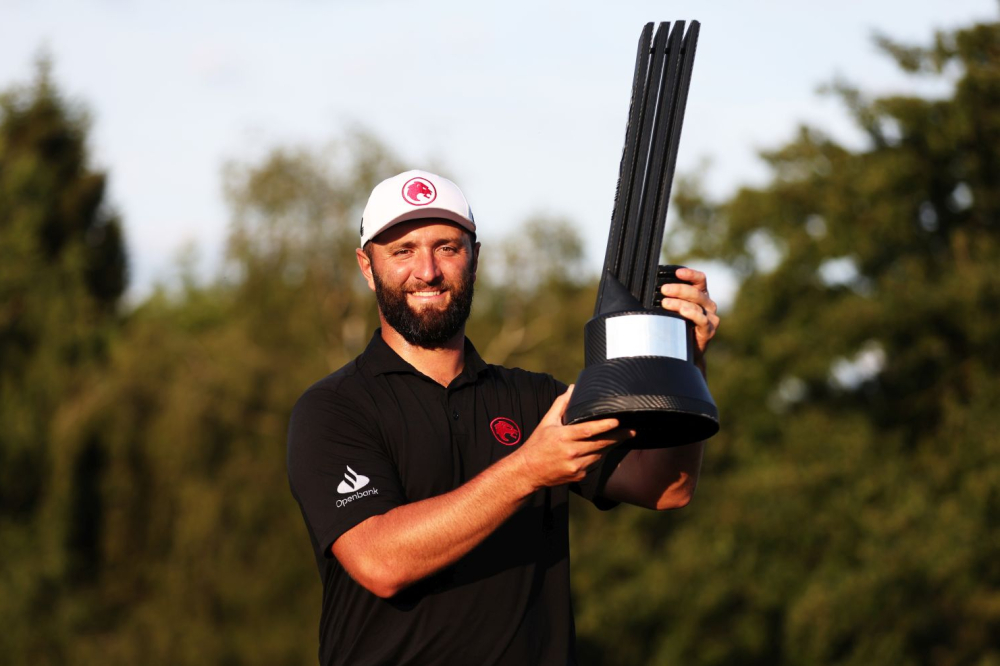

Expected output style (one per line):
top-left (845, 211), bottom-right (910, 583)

top-left (605, 314), bottom-right (688, 361)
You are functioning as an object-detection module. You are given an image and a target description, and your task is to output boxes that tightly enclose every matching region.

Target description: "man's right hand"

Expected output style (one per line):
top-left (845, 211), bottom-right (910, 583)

top-left (332, 385), bottom-right (633, 598)
top-left (514, 385), bottom-right (635, 490)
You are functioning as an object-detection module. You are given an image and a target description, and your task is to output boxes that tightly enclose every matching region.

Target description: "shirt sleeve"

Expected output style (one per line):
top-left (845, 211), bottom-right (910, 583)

top-left (287, 386), bottom-right (407, 558)
top-left (543, 379), bottom-right (627, 511)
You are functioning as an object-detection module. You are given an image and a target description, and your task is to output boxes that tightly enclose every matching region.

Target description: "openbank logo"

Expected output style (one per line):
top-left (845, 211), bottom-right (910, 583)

top-left (338, 466), bottom-right (370, 494)
top-left (336, 466), bottom-right (378, 509)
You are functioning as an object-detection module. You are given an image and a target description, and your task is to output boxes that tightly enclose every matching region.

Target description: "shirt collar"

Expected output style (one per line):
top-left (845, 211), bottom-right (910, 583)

top-left (363, 329), bottom-right (488, 384)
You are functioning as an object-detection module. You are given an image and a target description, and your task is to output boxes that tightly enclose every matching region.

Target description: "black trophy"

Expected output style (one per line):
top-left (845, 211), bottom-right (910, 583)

top-left (563, 21), bottom-right (719, 448)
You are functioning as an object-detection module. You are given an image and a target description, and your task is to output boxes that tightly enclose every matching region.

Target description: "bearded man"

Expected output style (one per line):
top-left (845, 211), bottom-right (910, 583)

top-left (287, 170), bottom-right (719, 666)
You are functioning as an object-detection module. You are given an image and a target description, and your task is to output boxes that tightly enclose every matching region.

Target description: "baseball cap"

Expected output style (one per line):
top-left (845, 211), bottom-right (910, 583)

top-left (360, 170), bottom-right (476, 247)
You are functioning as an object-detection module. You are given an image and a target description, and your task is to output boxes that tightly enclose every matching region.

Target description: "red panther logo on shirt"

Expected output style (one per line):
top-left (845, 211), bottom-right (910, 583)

top-left (401, 177), bottom-right (436, 206)
top-left (490, 417), bottom-right (521, 446)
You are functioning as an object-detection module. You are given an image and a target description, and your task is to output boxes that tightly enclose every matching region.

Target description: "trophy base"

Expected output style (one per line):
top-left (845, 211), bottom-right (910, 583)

top-left (563, 356), bottom-right (719, 448)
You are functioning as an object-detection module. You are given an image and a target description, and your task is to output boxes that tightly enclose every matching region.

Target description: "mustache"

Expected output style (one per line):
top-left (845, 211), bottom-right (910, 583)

top-left (402, 282), bottom-right (451, 293)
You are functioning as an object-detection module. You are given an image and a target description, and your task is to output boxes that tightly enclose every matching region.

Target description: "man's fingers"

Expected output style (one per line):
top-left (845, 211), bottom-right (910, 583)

top-left (661, 297), bottom-right (710, 326)
top-left (565, 417), bottom-right (621, 440)
top-left (676, 266), bottom-right (708, 292)
top-left (576, 453), bottom-right (607, 476)
top-left (662, 268), bottom-right (717, 332)
top-left (660, 282), bottom-right (716, 314)
top-left (577, 426), bottom-right (636, 454)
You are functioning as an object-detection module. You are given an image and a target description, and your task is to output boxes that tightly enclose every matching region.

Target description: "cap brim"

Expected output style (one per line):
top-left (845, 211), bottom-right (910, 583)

top-left (368, 208), bottom-right (476, 243)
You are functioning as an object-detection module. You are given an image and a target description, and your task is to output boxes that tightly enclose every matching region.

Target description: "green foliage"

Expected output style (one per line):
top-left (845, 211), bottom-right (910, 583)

top-left (0, 56), bottom-right (127, 663)
top-left (20, 135), bottom-right (407, 665)
top-left (0, 104), bottom-right (595, 662)
top-left (4, 16), bottom-right (999, 666)
top-left (471, 215), bottom-right (593, 382)
top-left (570, 19), bottom-right (1000, 665)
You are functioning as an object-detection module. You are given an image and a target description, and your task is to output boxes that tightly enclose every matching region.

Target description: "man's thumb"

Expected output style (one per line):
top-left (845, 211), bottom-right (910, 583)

top-left (545, 384), bottom-right (574, 423)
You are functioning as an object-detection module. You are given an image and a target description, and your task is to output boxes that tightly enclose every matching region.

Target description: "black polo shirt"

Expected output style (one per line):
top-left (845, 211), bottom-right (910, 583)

top-left (287, 330), bottom-right (621, 666)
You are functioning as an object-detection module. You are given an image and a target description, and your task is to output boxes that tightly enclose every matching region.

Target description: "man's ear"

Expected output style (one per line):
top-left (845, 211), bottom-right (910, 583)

top-left (471, 241), bottom-right (481, 283)
top-left (356, 248), bottom-right (377, 292)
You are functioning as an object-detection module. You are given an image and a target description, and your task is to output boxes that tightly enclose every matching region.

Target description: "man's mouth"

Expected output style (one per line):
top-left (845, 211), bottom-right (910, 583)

top-left (408, 289), bottom-right (447, 299)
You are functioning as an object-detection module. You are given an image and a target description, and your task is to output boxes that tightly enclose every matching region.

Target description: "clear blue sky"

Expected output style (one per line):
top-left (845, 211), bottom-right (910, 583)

top-left (3, 0), bottom-right (996, 303)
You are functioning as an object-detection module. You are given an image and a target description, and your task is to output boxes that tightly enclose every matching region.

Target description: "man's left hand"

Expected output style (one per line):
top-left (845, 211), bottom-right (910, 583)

top-left (658, 267), bottom-right (719, 369)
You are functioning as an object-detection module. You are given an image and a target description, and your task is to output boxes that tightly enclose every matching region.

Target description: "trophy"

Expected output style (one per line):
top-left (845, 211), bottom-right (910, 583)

top-left (563, 21), bottom-right (719, 448)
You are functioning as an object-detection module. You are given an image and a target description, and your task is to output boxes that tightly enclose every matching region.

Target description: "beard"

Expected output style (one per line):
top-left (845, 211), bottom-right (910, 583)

top-left (372, 265), bottom-right (475, 348)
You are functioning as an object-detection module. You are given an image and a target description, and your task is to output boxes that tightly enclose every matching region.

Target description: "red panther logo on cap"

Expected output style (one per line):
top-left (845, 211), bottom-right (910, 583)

top-left (490, 417), bottom-right (521, 446)
top-left (402, 177), bottom-right (437, 206)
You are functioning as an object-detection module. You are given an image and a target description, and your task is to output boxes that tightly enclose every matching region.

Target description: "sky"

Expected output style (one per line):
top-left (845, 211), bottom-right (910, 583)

top-left (2, 0), bottom-right (997, 304)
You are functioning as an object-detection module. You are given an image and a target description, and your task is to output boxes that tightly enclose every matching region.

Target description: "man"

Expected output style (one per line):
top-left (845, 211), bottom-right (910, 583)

top-left (287, 170), bottom-right (719, 666)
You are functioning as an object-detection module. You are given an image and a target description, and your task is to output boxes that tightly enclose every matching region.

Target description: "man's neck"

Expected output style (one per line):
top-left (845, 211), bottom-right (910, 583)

top-left (380, 324), bottom-right (466, 387)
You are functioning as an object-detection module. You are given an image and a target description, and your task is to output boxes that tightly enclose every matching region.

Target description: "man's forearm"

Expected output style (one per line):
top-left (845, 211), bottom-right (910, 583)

top-left (602, 440), bottom-right (704, 510)
top-left (333, 388), bottom-right (630, 598)
top-left (332, 452), bottom-right (536, 598)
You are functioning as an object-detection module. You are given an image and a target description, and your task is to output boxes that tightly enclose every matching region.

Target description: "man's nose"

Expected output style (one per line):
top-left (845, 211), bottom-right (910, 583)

top-left (412, 249), bottom-right (443, 284)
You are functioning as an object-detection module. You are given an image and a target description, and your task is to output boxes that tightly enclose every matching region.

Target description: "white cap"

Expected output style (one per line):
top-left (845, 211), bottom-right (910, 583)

top-left (360, 170), bottom-right (476, 247)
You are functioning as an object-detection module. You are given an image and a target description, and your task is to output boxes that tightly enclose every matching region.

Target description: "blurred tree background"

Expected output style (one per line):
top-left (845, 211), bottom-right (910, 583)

top-left (2, 17), bottom-right (998, 666)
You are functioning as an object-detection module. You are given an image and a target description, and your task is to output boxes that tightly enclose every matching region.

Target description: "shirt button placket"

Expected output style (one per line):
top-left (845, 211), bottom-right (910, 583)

top-left (446, 391), bottom-right (467, 485)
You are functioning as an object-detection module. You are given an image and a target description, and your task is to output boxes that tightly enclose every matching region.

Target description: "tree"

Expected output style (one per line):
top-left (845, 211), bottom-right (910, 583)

top-left (22, 133), bottom-right (406, 665)
top-left (570, 18), bottom-right (1000, 665)
top-left (0, 57), bottom-right (127, 663)
top-left (0, 73), bottom-right (600, 658)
